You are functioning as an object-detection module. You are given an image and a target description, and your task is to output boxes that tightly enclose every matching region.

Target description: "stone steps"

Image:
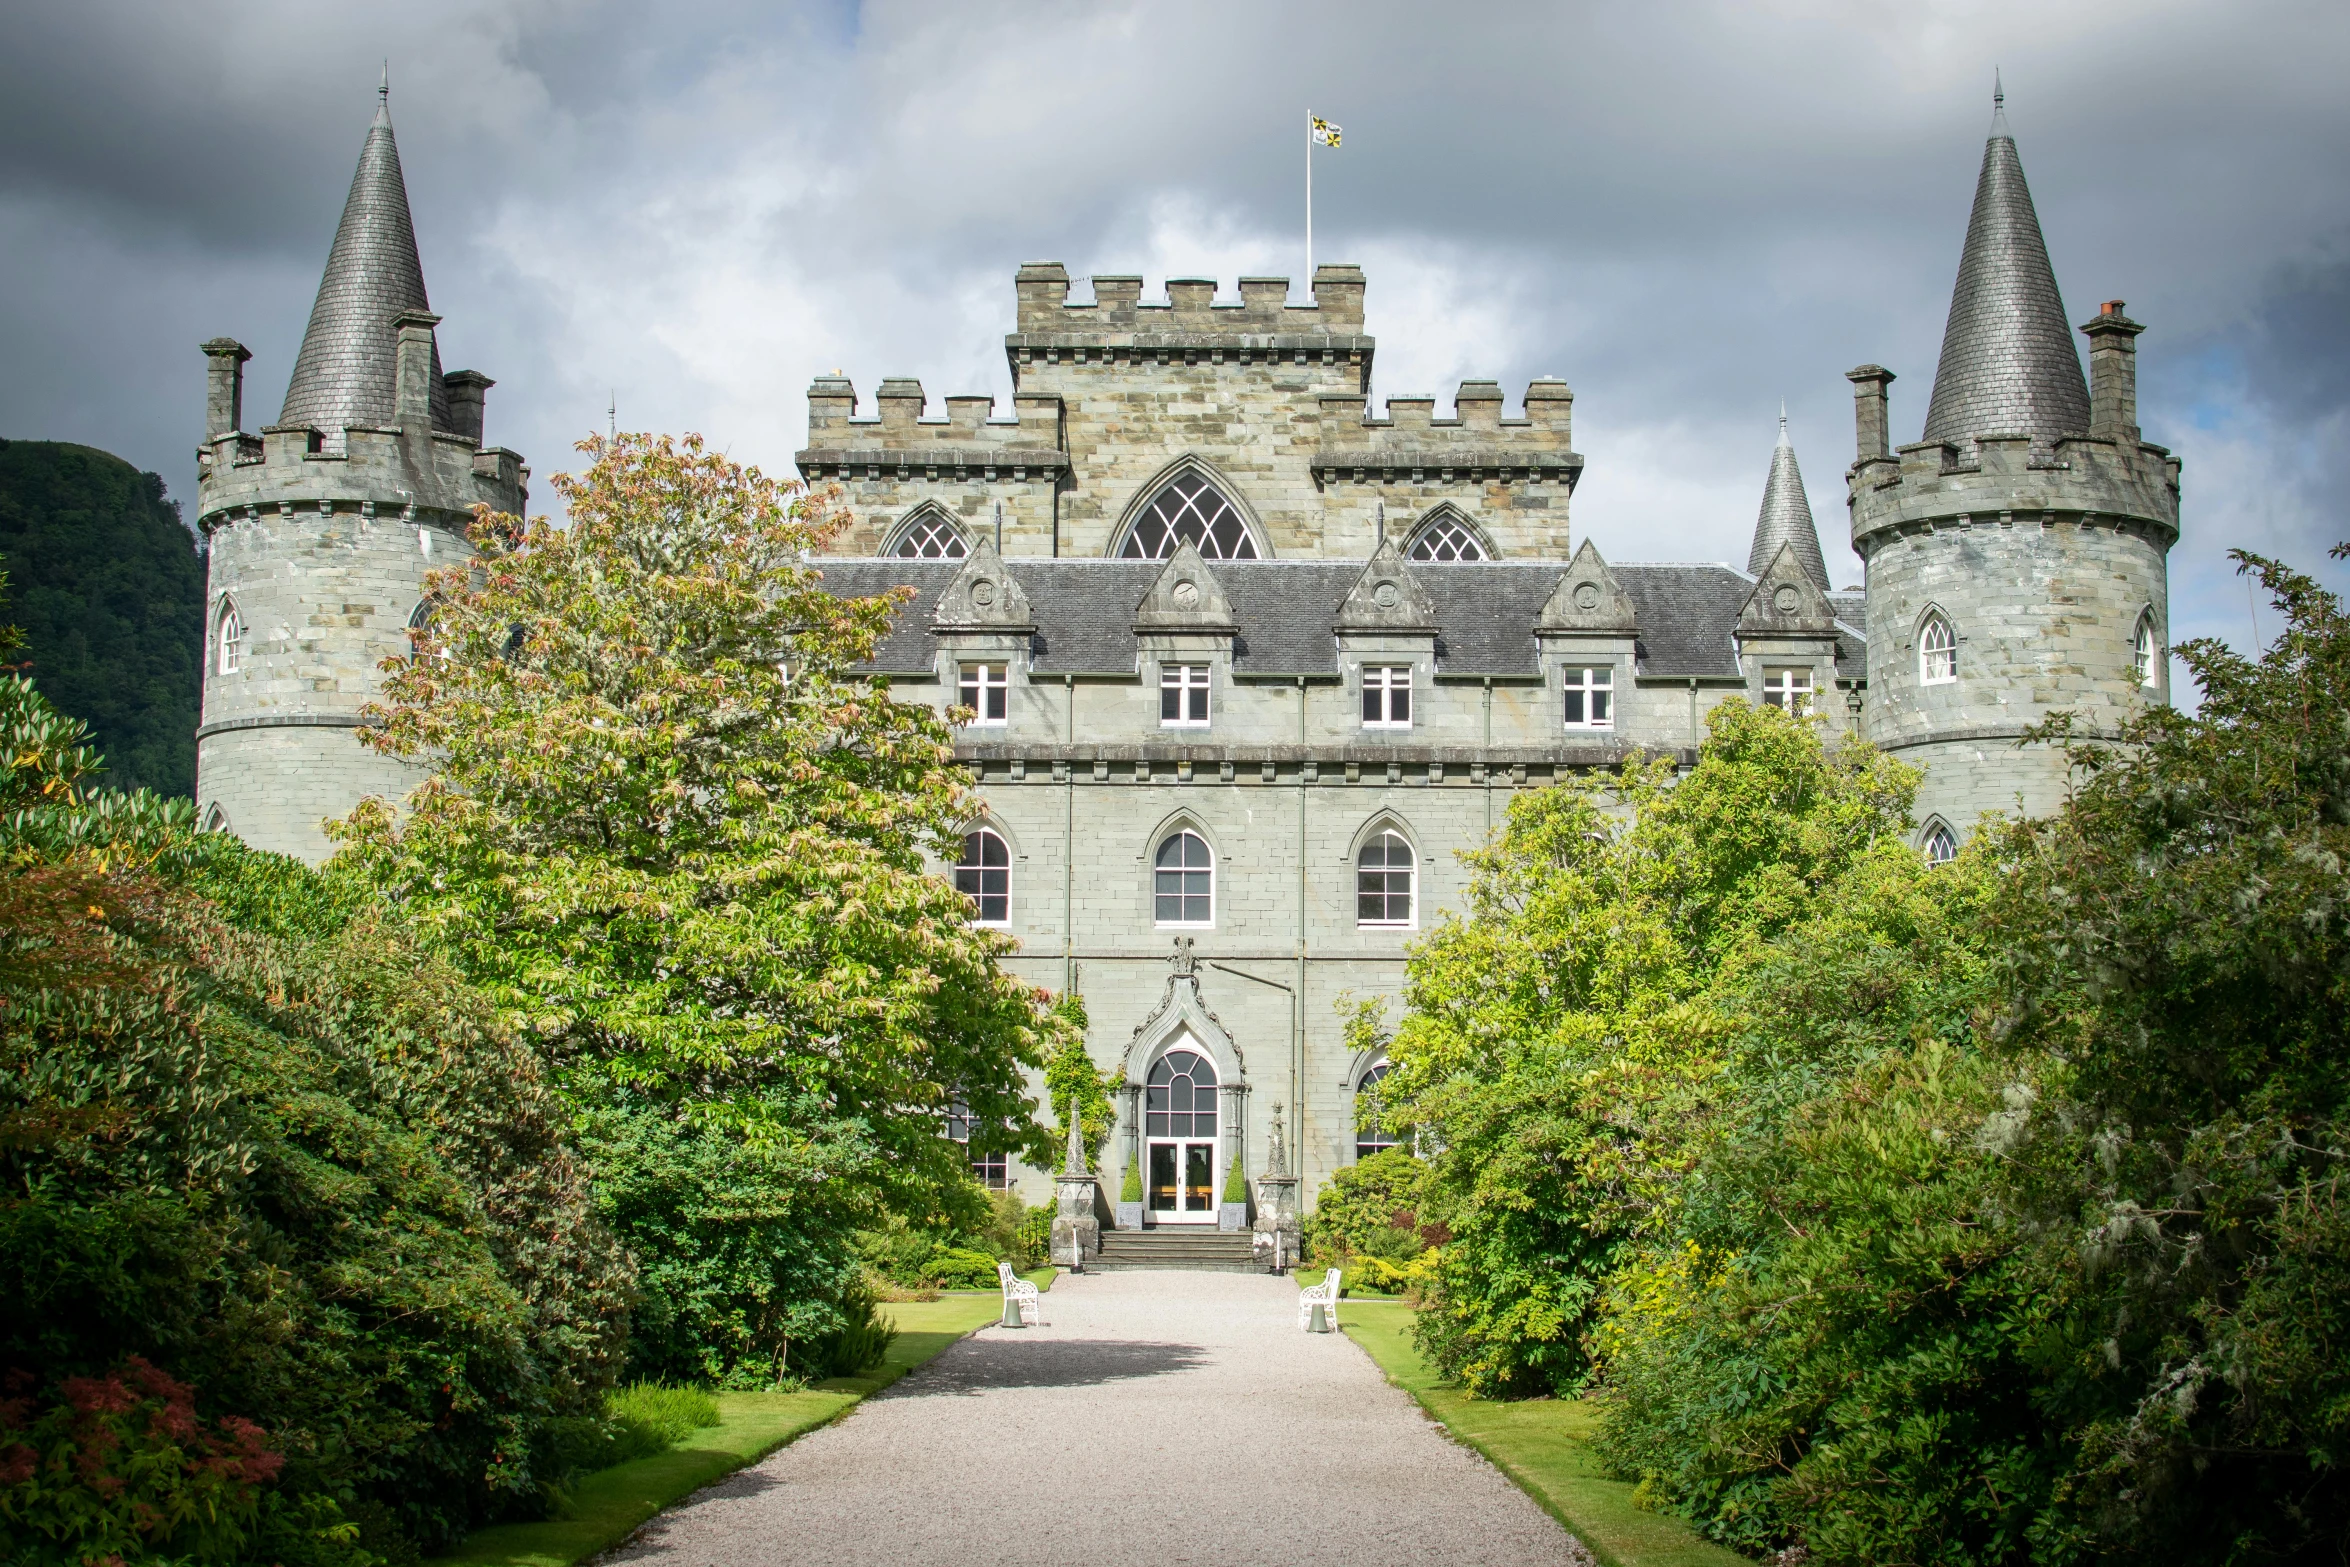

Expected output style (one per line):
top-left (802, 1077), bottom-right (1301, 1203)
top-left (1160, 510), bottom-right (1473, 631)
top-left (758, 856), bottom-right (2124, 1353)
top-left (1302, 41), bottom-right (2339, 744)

top-left (1092, 1229), bottom-right (1261, 1273)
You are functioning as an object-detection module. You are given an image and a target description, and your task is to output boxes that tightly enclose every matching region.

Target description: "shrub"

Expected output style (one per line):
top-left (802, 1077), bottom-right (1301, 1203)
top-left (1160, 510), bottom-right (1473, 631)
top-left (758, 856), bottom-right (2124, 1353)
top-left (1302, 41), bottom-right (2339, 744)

top-left (1304, 1149), bottom-right (1430, 1262)
top-left (925, 1248), bottom-right (1003, 1291)
top-left (798, 1286), bottom-right (896, 1380)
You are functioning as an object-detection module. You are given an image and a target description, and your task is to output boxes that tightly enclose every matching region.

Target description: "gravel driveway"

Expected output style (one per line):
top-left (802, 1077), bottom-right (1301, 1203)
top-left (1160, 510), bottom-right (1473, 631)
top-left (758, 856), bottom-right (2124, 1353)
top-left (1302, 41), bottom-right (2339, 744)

top-left (609, 1268), bottom-right (1590, 1567)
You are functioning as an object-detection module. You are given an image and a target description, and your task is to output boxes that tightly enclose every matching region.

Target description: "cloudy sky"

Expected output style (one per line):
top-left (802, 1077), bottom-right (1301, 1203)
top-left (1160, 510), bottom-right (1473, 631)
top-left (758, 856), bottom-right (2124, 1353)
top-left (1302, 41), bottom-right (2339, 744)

top-left (4, 0), bottom-right (2346, 684)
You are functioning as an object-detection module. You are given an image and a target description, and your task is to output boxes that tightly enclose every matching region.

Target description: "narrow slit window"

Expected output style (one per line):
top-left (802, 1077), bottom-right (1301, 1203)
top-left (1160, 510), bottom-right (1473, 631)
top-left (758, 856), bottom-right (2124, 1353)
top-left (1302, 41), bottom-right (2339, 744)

top-left (958, 662), bottom-right (1009, 725)
top-left (1362, 666), bottom-right (1413, 728)
top-left (2134, 615), bottom-right (2158, 687)
top-left (1562, 665), bottom-right (1614, 729)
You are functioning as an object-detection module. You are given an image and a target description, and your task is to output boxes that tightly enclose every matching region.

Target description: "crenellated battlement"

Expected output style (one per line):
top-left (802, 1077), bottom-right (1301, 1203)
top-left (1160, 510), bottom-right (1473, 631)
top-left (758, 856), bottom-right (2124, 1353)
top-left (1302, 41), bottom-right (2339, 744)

top-left (797, 376), bottom-right (1069, 479)
top-left (1310, 379), bottom-right (1580, 485)
top-left (1012, 262), bottom-right (1366, 336)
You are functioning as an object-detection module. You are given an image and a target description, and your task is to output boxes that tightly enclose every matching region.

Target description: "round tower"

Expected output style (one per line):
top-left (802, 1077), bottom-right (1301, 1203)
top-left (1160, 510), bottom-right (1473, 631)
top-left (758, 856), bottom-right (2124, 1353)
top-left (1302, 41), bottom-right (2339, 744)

top-left (1848, 85), bottom-right (2179, 850)
top-left (193, 81), bottom-right (526, 862)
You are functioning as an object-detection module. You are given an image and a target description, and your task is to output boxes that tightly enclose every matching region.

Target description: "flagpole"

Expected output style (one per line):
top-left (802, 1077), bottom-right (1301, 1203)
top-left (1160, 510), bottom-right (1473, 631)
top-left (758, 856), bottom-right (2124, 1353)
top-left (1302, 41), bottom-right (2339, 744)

top-left (1304, 110), bottom-right (1313, 290)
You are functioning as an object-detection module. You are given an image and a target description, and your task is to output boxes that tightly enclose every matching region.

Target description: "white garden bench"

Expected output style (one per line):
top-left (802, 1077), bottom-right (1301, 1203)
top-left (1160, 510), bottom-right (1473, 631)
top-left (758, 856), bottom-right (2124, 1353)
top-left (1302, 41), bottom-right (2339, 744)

top-left (1297, 1267), bottom-right (1341, 1331)
top-left (997, 1261), bottom-right (1041, 1327)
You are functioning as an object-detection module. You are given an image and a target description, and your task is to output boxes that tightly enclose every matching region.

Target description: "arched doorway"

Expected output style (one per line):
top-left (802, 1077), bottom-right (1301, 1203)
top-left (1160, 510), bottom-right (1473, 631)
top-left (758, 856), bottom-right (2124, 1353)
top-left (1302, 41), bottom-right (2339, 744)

top-left (1145, 1038), bottom-right (1219, 1225)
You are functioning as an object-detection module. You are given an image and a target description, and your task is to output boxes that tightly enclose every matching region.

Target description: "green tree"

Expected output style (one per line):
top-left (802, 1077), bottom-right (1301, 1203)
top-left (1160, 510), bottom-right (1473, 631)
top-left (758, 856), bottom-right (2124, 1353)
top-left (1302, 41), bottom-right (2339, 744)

top-left (0, 440), bottom-right (203, 796)
top-left (337, 433), bottom-right (1064, 1383)
top-left (1382, 700), bottom-right (1918, 1395)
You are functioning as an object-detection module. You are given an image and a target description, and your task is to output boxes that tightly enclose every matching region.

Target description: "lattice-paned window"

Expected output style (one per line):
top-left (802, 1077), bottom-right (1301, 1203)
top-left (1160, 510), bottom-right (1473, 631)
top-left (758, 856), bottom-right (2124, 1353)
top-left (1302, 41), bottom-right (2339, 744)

top-left (1920, 614), bottom-right (1957, 685)
top-left (1923, 823), bottom-right (1959, 866)
top-left (1762, 667), bottom-right (1815, 715)
top-left (1362, 665), bottom-right (1413, 728)
top-left (1154, 830), bottom-right (1213, 925)
top-left (1405, 513), bottom-right (1487, 561)
top-left (1119, 472), bottom-right (1258, 559)
top-left (1160, 664), bottom-right (1210, 726)
top-left (1357, 830), bottom-right (1416, 926)
top-left (1145, 1048), bottom-right (1219, 1138)
top-left (943, 1098), bottom-right (1009, 1187)
top-left (956, 828), bottom-right (1010, 924)
top-left (215, 601), bottom-right (244, 675)
top-left (2134, 614), bottom-right (2158, 687)
top-left (889, 510), bottom-right (969, 558)
top-left (1562, 665), bottom-right (1613, 729)
top-left (958, 662), bottom-right (1008, 725)
top-left (1355, 1062), bottom-right (1399, 1161)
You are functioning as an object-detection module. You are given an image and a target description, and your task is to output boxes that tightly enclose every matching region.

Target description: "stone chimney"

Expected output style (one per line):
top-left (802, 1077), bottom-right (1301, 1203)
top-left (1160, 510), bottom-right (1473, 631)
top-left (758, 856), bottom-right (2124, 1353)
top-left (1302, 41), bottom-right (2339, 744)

top-left (202, 338), bottom-right (251, 438)
top-left (442, 370), bottom-right (492, 446)
top-left (394, 311), bottom-right (442, 429)
top-left (1847, 365), bottom-right (1895, 461)
top-left (2080, 301), bottom-right (2144, 444)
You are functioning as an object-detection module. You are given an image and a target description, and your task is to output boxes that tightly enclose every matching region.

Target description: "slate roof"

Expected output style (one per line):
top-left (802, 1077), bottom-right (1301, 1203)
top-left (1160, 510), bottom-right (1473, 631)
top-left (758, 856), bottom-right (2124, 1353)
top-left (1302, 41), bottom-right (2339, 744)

top-left (812, 557), bottom-right (1867, 683)
top-left (1920, 93), bottom-right (2090, 447)
top-left (279, 92), bottom-right (450, 435)
top-left (1748, 418), bottom-right (1831, 592)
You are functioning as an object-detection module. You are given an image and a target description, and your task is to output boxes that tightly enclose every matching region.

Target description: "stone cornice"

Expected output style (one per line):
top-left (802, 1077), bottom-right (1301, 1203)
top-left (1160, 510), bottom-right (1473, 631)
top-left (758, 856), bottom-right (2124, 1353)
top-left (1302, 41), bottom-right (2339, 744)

top-left (796, 446), bottom-right (1069, 480)
top-left (1311, 448), bottom-right (1584, 486)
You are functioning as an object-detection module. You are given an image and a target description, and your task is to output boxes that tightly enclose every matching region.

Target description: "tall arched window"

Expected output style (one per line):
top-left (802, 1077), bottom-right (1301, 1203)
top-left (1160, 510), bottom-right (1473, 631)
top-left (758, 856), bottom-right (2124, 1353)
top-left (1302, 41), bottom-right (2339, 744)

top-left (1153, 829), bottom-right (1214, 925)
top-left (887, 506), bottom-right (969, 559)
top-left (214, 599), bottom-right (243, 676)
top-left (956, 827), bottom-right (1010, 923)
top-left (1145, 1045), bottom-right (1220, 1221)
top-left (1919, 613), bottom-right (1957, 685)
top-left (1118, 471), bottom-right (1258, 559)
top-left (1404, 509), bottom-right (1488, 562)
top-left (1357, 829), bottom-right (1416, 926)
top-left (201, 803), bottom-right (231, 835)
top-left (1922, 822), bottom-right (1959, 866)
top-left (2134, 613), bottom-right (2158, 687)
top-left (1355, 1061), bottom-right (1399, 1161)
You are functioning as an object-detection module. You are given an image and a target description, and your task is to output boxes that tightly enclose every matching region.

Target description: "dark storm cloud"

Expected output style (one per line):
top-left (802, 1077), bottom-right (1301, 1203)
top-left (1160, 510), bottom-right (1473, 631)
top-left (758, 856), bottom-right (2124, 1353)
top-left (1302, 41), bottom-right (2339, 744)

top-left (2, 0), bottom-right (2346, 676)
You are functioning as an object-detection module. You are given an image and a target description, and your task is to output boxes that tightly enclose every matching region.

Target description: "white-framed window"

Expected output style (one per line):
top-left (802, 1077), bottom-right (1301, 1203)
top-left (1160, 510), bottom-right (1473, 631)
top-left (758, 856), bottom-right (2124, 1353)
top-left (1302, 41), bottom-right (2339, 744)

top-left (1404, 511), bottom-right (1487, 562)
top-left (1361, 665), bottom-right (1413, 728)
top-left (1119, 470), bottom-right (1259, 559)
top-left (201, 803), bottom-right (230, 834)
top-left (1357, 829), bottom-right (1416, 927)
top-left (958, 662), bottom-right (1009, 725)
top-left (2134, 613), bottom-right (2158, 687)
top-left (956, 827), bottom-right (1010, 924)
top-left (1153, 829), bottom-right (1214, 926)
top-left (1160, 664), bottom-right (1211, 727)
top-left (1922, 822), bottom-right (1959, 866)
top-left (1562, 665), bottom-right (1614, 729)
top-left (888, 507), bottom-right (969, 559)
top-left (1355, 1062), bottom-right (1400, 1161)
top-left (1920, 614), bottom-right (1957, 685)
top-left (1762, 667), bottom-right (1815, 715)
top-left (943, 1098), bottom-right (1009, 1188)
top-left (214, 600), bottom-right (244, 675)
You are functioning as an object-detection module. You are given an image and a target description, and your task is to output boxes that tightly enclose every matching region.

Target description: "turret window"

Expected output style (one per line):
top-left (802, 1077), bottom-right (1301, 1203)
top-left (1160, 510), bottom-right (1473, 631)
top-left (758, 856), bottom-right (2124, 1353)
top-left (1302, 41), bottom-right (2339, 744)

top-left (1919, 614), bottom-right (1957, 685)
top-left (1922, 822), bottom-right (1959, 866)
top-left (1119, 471), bottom-right (1259, 559)
top-left (214, 601), bottom-right (244, 675)
top-left (2134, 614), bottom-right (2158, 687)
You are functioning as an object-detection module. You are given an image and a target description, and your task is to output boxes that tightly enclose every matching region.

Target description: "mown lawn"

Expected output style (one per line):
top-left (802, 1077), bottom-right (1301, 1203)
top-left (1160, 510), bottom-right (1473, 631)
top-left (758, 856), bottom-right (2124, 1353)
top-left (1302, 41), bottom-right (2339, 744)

top-left (429, 1277), bottom-right (1050, 1567)
top-left (1341, 1300), bottom-right (1748, 1567)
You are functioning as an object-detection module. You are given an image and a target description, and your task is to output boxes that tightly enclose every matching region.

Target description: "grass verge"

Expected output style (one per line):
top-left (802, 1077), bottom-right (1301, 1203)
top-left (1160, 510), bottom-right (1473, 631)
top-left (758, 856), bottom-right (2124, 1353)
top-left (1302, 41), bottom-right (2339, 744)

top-left (1341, 1301), bottom-right (1746, 1567)
top-left (428, 1271), bottom-right (1055, 1567)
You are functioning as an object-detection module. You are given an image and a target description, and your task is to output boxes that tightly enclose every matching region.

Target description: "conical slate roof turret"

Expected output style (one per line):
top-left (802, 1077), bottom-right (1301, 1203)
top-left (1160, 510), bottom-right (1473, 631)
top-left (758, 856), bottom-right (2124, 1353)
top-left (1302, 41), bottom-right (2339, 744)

top-left (1747, 409), bottom-right (1830, 592)
top-left (278, 80), bottom-right (449, 435)
top-left (1920, 80), bottom-right (2089, 448)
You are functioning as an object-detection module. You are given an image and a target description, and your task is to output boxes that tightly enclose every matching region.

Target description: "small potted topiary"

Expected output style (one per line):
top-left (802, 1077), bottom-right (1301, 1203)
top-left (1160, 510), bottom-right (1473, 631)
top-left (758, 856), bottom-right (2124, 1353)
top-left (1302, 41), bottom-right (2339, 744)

top-left (1218, 1154), bottom-right (1249, 1231)
top-left (1116, 1158), bottom-right (1145, 1231)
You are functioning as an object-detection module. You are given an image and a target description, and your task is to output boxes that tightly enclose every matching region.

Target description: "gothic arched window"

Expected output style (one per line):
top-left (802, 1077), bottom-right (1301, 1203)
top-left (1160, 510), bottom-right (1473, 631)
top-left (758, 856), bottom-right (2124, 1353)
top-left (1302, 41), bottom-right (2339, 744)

top-left (1404, 509), bottom-right (1488, 561)
top-left (956, 827), bottom-right (1010, 924)
top-left (214, 599), bottom-right (244, 676)
top-left (1357, 829), bottom-right (1416, 926)
top-left (887, 507), bottom-right (970, 559)
top-left (1153, 829), bottom-right (1214, 925)
top-left (1118, 471), bottom-right (1258, 559)
top-left (1919, 613), bottom-right (1957, 685)
top-left (202, 803), bottom-right (231, 835)
top-left (1922, 822), bottom-right (1959, 866)
top-left (1355, 1061), bottom-right (1399, 1161)
top-left (2134, 613), bottom-right (2158, 687)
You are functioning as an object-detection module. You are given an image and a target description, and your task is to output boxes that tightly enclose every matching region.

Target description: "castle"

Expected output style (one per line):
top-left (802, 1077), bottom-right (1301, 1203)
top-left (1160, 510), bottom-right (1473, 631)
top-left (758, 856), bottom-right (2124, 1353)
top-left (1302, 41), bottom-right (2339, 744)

top-left (194, 86), bottom-right (2178, 1226)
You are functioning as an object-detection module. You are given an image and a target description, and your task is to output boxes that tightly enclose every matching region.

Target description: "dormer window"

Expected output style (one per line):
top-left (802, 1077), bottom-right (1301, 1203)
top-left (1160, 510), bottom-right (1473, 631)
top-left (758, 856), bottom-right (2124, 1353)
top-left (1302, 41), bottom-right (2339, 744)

top-left (958, 662), bottom-right (1009, 726)
top-left (1762, 667), bottom-right (1814, 715)
top-left (1160, 664), bottom-right (1211, 727)
top-left (1362, 666), bottom-right (1413, 728)
top-left (1562, 666), bottom-right (1613, 729)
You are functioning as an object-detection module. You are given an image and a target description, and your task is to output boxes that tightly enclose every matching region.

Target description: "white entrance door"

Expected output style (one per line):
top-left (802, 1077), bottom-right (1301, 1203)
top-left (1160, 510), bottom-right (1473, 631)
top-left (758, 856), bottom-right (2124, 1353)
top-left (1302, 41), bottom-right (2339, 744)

top-left (1145, 1043), bottom-right (1219, 1226)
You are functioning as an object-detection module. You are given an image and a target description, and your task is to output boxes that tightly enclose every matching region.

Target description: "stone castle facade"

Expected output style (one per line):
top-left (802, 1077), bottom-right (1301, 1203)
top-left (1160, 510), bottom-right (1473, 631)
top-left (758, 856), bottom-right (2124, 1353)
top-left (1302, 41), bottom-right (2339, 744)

top-left (195, 88), bottom-right (2175, 1227)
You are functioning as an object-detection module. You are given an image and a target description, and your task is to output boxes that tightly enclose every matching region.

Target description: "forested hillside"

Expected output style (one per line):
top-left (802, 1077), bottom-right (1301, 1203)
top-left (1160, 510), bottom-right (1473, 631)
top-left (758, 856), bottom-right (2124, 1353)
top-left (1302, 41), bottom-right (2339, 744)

top-left (0, 439), bottom-right (202, 795)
